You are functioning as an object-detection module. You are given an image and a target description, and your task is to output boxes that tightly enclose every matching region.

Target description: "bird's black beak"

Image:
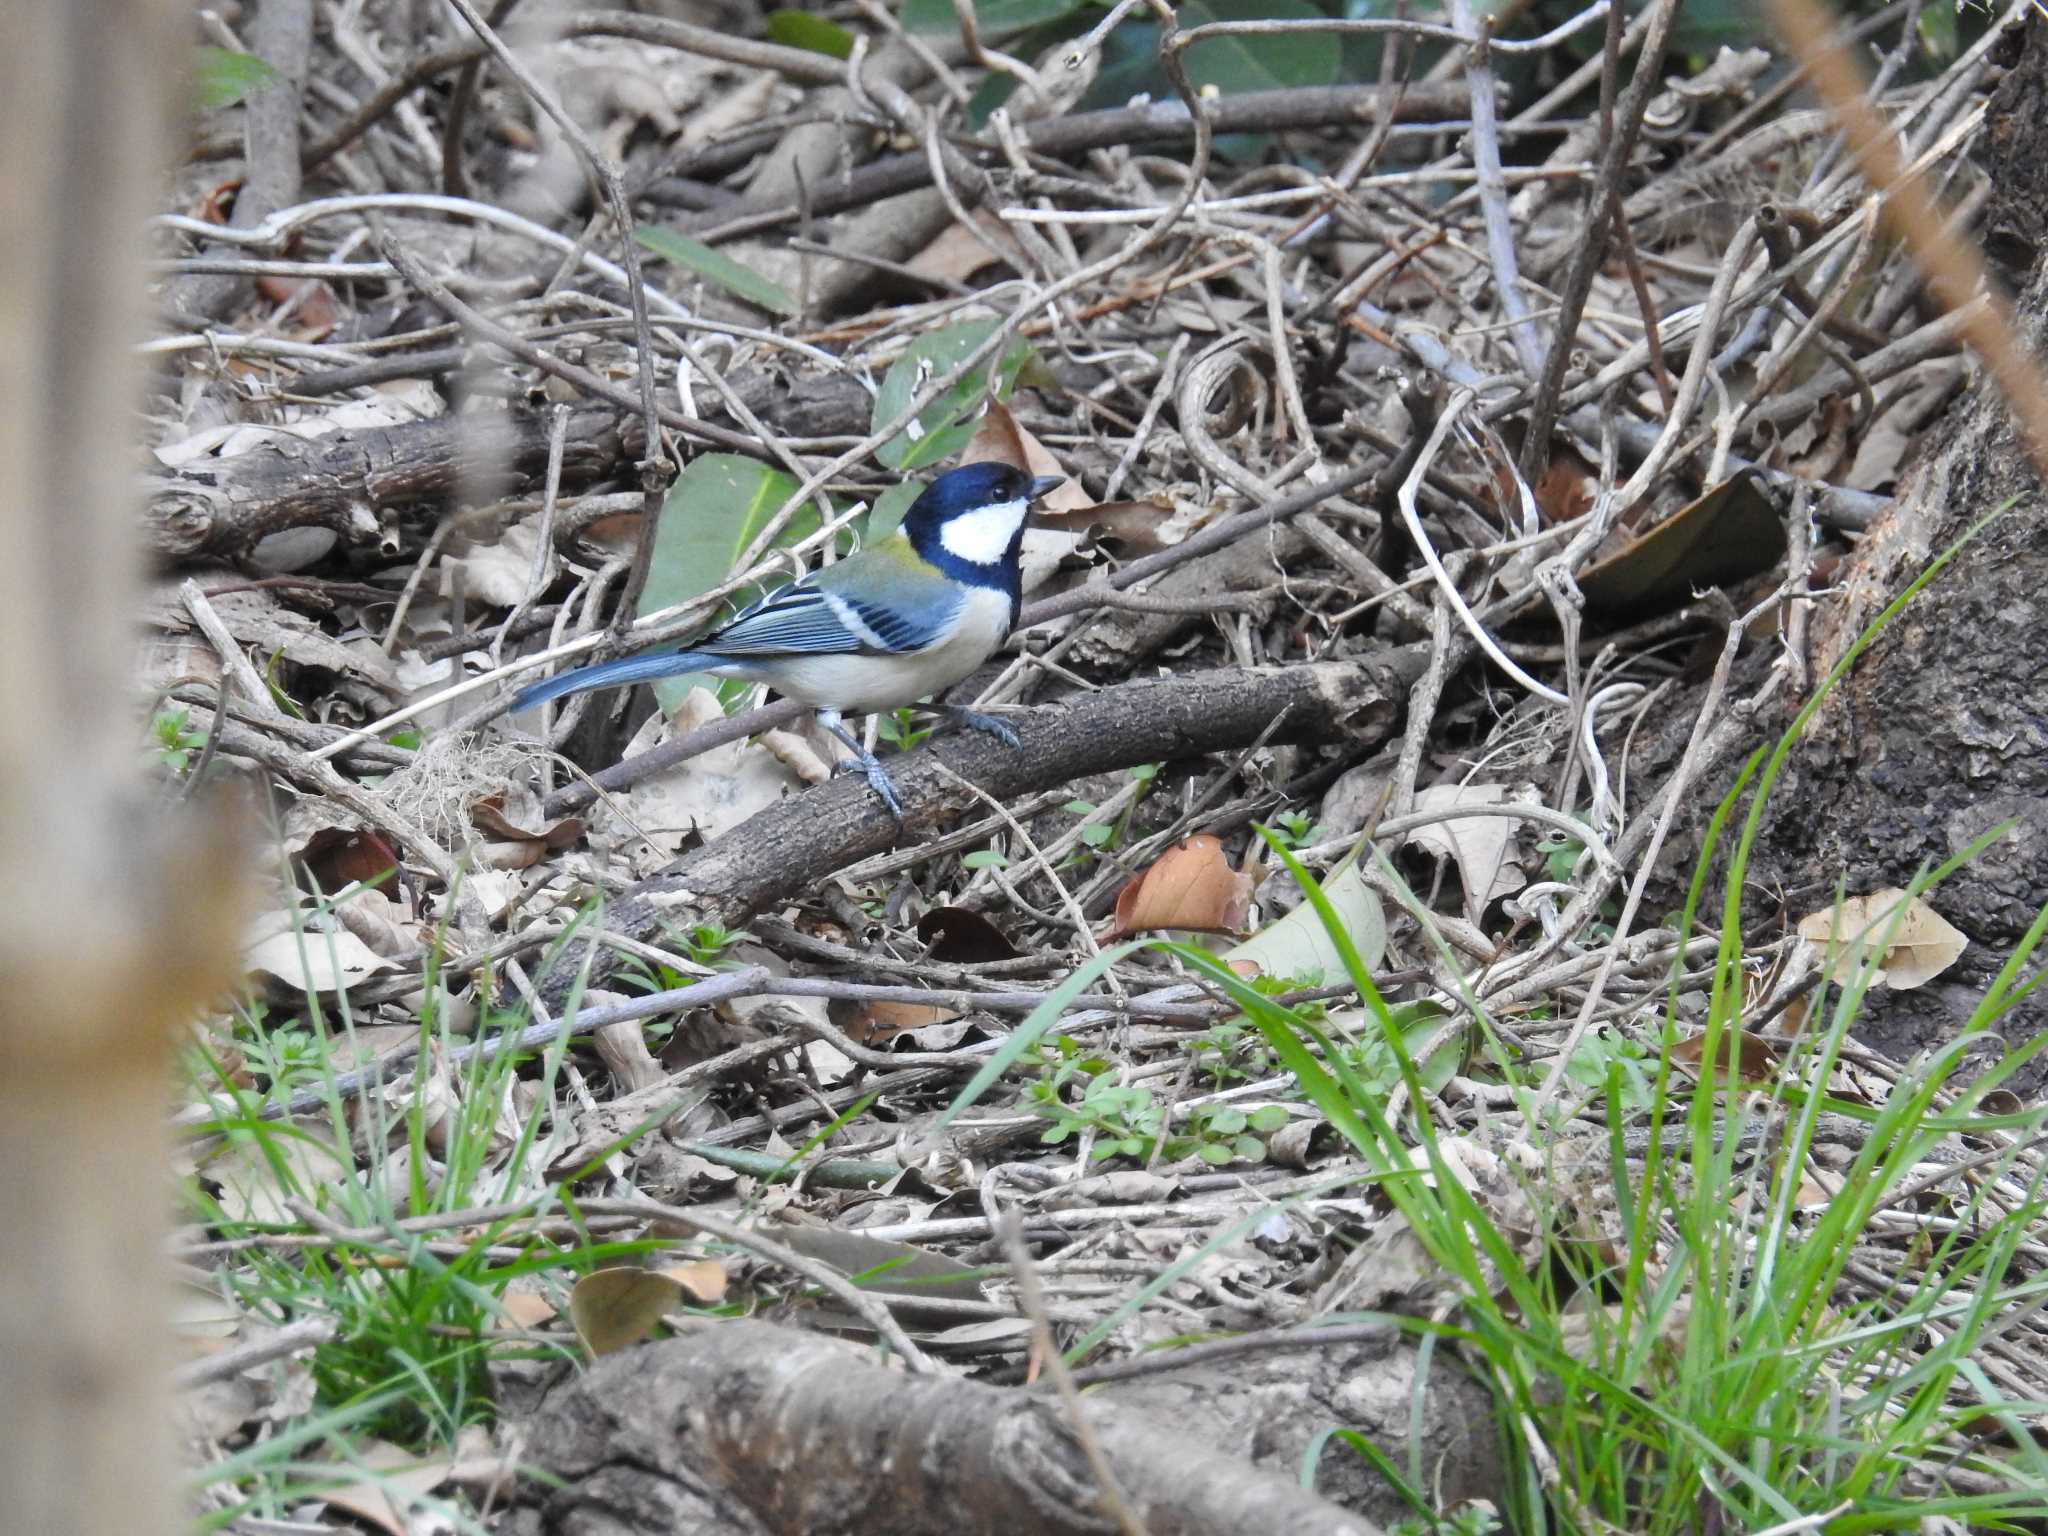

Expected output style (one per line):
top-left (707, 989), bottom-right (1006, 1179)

top-left (1027, 475), bottom-right (1066, 501)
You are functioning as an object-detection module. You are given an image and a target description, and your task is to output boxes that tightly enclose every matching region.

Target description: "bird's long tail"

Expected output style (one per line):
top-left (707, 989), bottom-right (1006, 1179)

top-left (509, 651), bottom-right (713, 713)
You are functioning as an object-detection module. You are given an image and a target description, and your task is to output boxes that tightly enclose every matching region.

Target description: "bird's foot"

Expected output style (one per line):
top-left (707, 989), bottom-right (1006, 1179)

top-left (941, 706), bottom-right (1021, 750)
top-left (857, 752), bottom-right (907, 819)
top-left (822, 720), bottom-right (906, 819)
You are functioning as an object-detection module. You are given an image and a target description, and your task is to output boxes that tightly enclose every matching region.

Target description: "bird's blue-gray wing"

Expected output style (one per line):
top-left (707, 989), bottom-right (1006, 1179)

top-left (707, 559), bottom-right (963, 657)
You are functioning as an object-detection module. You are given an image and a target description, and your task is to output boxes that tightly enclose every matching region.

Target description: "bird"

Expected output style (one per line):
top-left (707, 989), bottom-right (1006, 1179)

top-left (509, 461), bottom-right (1066, 817)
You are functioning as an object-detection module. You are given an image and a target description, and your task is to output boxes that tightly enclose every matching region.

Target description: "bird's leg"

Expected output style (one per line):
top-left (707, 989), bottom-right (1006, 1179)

top-left (815, 710), bottom-right (905, 819)
top-left (937, 705), bottom-right (1021, 750)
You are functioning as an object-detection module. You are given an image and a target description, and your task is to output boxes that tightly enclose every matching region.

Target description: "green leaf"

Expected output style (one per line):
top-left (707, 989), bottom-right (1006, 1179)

top-left (1231, 1135), bottom-right (1266, 1162)
top-left (764, 8), bottom-right (856, 57)
top-left (1224, 862), bottom-right (1386, 985)
top-left (961, 849), bottom-right (1010, 871)
top-left (1198, 1142), bottom-right (1233, 1165)
top-left (1179, 0), bottom-right (1340, 96)
top-left (864, 479), bottom-right (923, 544)
top-left (1247, 1104), bottom-right (1289, 1134)
top-left (636, 226), bottom-right (800, 318)
top-left (635, 454), bottom-right (821, 712)
top-left (1206, 1108), bottom-right (1248, 1135)
top-left (1915, 1), bottom-right (1958, 60)
top-left (872, 321), bottom-right (1036, 471)
top-left (901, 0), bottom-right (1088, 35)
top-left (192, 46), bottom-right (281, 110)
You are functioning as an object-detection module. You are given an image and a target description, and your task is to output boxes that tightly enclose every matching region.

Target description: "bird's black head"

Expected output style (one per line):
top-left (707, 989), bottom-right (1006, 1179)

top-left (898, 463), bottom-right (1064, 585)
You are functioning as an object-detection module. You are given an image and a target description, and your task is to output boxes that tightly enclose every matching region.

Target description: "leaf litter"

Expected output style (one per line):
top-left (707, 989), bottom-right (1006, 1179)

top-left (148, 2), bottom-right (2048, 1529)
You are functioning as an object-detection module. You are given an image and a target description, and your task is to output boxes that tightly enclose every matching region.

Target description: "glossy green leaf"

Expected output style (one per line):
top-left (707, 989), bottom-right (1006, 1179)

top-left (872, 321), bottom-right (1036, 471)
top-left (192, 46), bottom-right (281, 110)
top-left (636, 227), bottom-right (801, 318)
top-left (901, 0), bottom-right (1088, 34)
top-left (636, 454), bottom-right (820, 712)
top-left (1179, 0), bottom-right (1340, 96)
top-left (764, 8), bottom-right (856, 57)
top-left (864, 479), bottom-right (923, 543)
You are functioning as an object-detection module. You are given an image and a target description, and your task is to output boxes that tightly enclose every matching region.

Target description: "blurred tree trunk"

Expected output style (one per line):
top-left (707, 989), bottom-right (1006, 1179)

top-left (0, 4), bottom-right (246, 1531)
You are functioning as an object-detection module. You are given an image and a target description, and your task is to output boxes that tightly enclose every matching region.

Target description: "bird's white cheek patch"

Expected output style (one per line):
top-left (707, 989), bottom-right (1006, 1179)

top-left (939, 499), bottom-right (1029, 565)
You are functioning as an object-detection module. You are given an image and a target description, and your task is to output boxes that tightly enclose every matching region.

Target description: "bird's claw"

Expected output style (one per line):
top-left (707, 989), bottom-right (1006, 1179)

top-left (859, 754), bottom-right (906, 820)
top-left (822, 721), bottom-right (906, 819)
top-left (943, 706), bottom-right (1021, 750)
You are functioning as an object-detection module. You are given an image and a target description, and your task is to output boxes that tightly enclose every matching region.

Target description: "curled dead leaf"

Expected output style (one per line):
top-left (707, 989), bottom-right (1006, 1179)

top-left (1669, 1028), bottom-right (1781, 1085)
top-left (295, 826), bottom-right (401, 895)
top-left (471, 790), bottom-right (585, 852)
top-left (568, 1267), bottom-right (691, 1357)
top-left (659, 1259), bottom-right (727, 1305)
top-left (1028, 495), bottom-right (1185, 553)
top-left (1795, 888), bottom-right (1966, 990)
top-left (1104, 834), bottom-right (1253, 939)
top-left (829, 994), bottom-right (958, 1046)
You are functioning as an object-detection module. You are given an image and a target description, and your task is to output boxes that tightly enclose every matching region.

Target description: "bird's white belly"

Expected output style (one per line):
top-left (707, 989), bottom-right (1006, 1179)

top-left (716, 586), bottom-right (1013, 714)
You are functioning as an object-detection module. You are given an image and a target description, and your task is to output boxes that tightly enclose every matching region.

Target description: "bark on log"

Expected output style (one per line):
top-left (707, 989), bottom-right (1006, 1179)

top-left (510, 1322), bottom-right (1383, 1536)
top-left (142, 404), bottom-right (643, 562)
top-left (1637, 9), bottom-right (2048, 1083)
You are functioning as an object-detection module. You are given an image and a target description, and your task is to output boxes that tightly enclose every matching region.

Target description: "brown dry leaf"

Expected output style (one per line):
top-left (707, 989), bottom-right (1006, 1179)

top-left (319, 1438), bottom-right (455, 1536)
top-left (1104, 834), bottom-right (1254, 939)
top-left (568, 1267), bottom-right (688, 1356)
top-left (449, 515), bottom-right (548, 608)
top-left (906, 209), bottom-right (1028, 285)
top-left (1574, 470), bottom-right (1785, 619)
top-left (471, 789), bottom-right (584, 854)
top-left (1403, 784), bottom-right (1526, 924)
top-left (201, 1122), bottom-right (350, 1228)
top-left (1669, 1028), bottom-right (1782, 1085)
top-left (1796, 887), bottom-right (1967, 990)
top-left (244, 911), bottom-right (394, 994)
top-left (255, 273), bottom-right (339, 337)
top-left (1531, 446), bottom-right (1598, 524)
top-left (295, 826), bottom-right (402, 895)
top-left (592, 1015), bottom-right (667, 1093)
top-left (333, 887), bottom-right (421, 960)
top-left (769, 1223), bottom-right (986, 1323)
top-left (658, 1258), bottom-right (728, 1304)
top-left (1781, 394), bottom-right (1856, 482)
top-left (833, 995), bottom-right (960, 1045)
top-left (494, 1290), bottom-right (561, 1331)
top-left (1028, 494), bottom-right (1186, 553)
top-left (1793, 1175), bottom-right (1835, 1209)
